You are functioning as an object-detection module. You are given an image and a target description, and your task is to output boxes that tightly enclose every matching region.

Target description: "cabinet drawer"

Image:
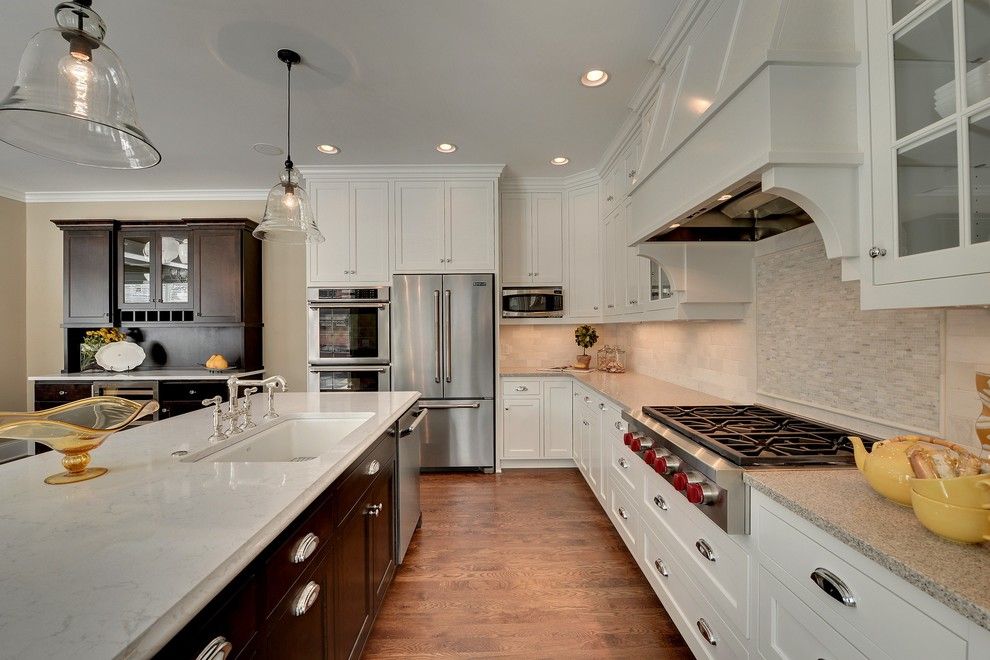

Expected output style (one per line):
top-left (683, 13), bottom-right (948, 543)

top-left (608, 478), bottom-right (640, 553)
top-left (757, 503), bottom-right (966, 660)
top-left (159, 575), bottom-right (258, 660)
top-left (160, 381), bottom-right (228, 402)
top-left (609, 434), bottom-right (641, 499)
top-left (758, 566), bottom-right (872, 660)
top-left (33, 382), bottom-right (92, 403)
top-left (601, 403), bottom-right (623, 434)
top-left (334, 434), bottom-right (396, 525)
top-left (263, 498), bottom-right (333, 617)
top-left (501, 378), bottom-right (541, 396)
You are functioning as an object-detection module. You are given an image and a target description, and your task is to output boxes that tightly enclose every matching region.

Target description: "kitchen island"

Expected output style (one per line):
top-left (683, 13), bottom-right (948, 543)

top-left (0, 391), bottom-right (419, 660)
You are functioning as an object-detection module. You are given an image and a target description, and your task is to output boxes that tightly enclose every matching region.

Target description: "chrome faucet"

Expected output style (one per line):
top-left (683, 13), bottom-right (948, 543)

top-left (201, 375), bottom-right (287, 441)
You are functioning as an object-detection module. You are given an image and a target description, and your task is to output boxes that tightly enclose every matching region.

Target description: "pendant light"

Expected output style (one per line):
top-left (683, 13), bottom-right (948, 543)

top-left (253, 49), bottom-right (324, 245)
top-left (0, 1), bottom-right (160, 169)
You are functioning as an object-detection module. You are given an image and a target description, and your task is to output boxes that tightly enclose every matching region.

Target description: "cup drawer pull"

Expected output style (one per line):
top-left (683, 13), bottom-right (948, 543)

top-left (654, 558), bottom-right (669, 577)
top-left (195, 636), bottom-right (232, 660)
top-left (617, 457), bottom-right (629, 469)
top-left (696, 618), bottom-right (717, 646)
top-left (292, 580), bottom-right (321, 616)
top-left (617, 506), bottom-right (629, 520)
top-left (695, 538), bottom-right (716, 562)
top-left (367, 459), bottom-right (380, 475)
top-left (290, 532), bottom-right (319, 564)
top-left (653, 494), bottom-right (668, 511)
top-left (810, 567), bottom-right (856, 607)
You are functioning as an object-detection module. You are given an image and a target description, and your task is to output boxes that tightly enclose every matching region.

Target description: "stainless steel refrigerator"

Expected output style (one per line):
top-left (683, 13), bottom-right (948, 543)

top-left (392, 274), bottom-right (495, 470)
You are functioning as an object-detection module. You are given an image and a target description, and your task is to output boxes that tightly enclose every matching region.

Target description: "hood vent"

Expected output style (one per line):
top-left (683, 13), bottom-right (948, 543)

top-left (649, 184), bottom-right (814, 243)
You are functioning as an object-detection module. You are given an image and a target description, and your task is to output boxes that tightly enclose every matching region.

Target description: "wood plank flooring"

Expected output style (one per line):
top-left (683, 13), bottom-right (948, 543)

top-left (363, 469), bottom-right (692, 659)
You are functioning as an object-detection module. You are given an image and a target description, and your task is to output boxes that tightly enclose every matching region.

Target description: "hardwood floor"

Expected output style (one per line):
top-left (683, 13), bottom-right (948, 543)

top-left (364, 469), bottom-right (693, 659)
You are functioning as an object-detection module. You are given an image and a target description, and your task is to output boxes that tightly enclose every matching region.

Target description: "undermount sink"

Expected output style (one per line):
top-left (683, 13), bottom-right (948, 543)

top-left (190, 414), bottom-right (374, 463)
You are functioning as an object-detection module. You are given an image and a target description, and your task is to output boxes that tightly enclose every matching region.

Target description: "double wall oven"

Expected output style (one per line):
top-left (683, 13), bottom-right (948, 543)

top-left (307, 287), bottom-right (391, 392)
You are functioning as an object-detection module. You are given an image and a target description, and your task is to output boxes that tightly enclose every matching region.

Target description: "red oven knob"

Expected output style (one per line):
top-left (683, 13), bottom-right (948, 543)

top-left (644, 448), bottom-right (657, 465)
top-left (656, 454), bottom-right (681, 475)
top-left (686, 482), bottom-right (719, 506)
top-left (653, 456), bottom-right (667, 474)
top-left (623, 432), bottom-right (635, 446)
top-left (672, 472), bottom-right (689, 491)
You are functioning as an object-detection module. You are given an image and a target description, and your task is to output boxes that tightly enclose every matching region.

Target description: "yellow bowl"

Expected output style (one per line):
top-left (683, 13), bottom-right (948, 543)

top-left (910, 491), bottom-right (990, 544)
top-left (910, 473), bottom-right (990, 509)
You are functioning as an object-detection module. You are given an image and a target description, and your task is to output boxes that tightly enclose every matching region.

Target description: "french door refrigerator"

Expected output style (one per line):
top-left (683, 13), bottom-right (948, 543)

top-left (392, 274), bottom-right (494, 470)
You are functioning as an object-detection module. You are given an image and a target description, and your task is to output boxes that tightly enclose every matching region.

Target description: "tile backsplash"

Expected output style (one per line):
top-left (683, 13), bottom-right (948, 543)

top-left (500, 226), bottom-right (990, 449)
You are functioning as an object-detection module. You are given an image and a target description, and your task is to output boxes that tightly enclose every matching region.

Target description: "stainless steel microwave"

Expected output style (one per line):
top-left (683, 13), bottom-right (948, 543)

top-left (501, 287), bottom-right (564, 318)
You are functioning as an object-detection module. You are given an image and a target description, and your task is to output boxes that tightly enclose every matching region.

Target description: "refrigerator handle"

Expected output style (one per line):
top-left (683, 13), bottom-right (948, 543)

top-left (433, 289), bottom-right (441, 383)
top-left (443, 289), bottom-right (452, 383)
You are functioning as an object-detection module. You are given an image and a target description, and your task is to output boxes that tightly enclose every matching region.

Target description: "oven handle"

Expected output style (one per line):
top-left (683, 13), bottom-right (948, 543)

top-left (307, 302), bottom-right (387, 309)
top-left (418, 402), bottom-right (481, 410)
top-left (308, 366), bottom-right (388, 373)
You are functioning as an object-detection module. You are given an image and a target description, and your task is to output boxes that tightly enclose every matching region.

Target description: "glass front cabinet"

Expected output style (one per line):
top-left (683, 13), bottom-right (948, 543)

top-left (118, 229), bottom-right (192, 311)
top-left (866, 0), bottom-right (990, 306)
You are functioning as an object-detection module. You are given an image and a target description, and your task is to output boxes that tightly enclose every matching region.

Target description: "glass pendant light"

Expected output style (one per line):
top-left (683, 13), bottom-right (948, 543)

top-left (253, 49), bottom-right (324, 245)
top-left (0, 1), bottom-right (160, 169)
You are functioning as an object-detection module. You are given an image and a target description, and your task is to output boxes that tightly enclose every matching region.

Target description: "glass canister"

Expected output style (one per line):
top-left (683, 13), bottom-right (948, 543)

top-left (597, 345), bottom-right (626, 373)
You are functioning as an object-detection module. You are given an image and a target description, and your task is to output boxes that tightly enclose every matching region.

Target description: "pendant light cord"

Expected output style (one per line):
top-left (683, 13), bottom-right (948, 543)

top-left (284, 60), bottom-right (293, 171)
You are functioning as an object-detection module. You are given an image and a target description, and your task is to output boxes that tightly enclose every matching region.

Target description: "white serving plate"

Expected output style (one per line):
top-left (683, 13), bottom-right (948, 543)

top-left (95, 341), bottom-right (146, 372)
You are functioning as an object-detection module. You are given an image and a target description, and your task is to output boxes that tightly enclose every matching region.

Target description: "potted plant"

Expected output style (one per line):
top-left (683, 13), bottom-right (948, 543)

top-left (574, 324), bottom-right (599, 370)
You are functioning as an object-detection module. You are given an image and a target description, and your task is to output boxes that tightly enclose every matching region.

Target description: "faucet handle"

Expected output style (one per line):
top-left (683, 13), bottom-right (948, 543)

top-left (202, 395), bottom-right (222, 408)
top-left (202, 396), bottom-right (226, 442)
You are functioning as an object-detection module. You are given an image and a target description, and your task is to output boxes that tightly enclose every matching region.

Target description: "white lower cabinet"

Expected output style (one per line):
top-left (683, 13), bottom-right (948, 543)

top-left (500, 378), bottom-right (572, 462)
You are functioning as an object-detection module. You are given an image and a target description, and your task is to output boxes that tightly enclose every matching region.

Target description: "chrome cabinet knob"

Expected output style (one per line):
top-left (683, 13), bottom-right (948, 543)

top-left (617, 457), bottom-right (629, 469)
top-left (290, 532), bottom-right (320, 564)
top-left (868, 246), bottom-right (887, 258)
top-left (291, 581), bottom-right (321, 617)
top-left (366, 502), bottom-right (384, 517)
top-left (653, 494), bottom-right (668, 510)
top-left (614, 421), bottom-right (622, 430)
top-left (593, 305), bottom-right (599, 310)
top-left (654, 558), bottom-right (669, 577)
top-left (628, 170), bottom-right (637, 178)
top-left (607, 195), bottom-right (614, 201)
top-left (599, 403), bottom-right (606, 410)
top-left (58, 390), bottom-right (66, 396)
top-left (195, 636), bottom-right (232, 660)
top-left (617, 506), bottom-right (629, 520)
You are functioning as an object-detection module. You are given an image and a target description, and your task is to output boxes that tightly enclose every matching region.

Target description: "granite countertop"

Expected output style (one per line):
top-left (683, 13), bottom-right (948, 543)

top-left (28, 369), bottom-right (265, 381)
top-left (745, 469), bottom-right (990, 631)
top-left (0, 391), bottom-right (419, 660)
top-left (499, 368), bottom-right (731, 411)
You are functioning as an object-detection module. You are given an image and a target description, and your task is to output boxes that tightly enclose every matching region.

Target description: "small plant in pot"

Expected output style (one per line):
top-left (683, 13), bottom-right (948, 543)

top-left (574, 325), bottom-right (599, 370)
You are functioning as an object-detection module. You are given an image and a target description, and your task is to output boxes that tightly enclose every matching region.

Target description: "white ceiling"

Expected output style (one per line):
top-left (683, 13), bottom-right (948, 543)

top-left (0, 0), bottom-right (679, 194)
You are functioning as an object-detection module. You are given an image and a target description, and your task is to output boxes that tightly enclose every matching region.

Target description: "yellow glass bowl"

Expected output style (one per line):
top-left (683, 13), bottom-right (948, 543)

top-left (910, 490), bottom-right (990, 544)
top-left (910, 473), bottom-right (990, 509)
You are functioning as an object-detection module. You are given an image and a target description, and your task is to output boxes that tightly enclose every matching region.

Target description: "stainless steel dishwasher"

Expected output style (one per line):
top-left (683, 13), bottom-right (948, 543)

top-left (395, 405), bottom-right (426, 563)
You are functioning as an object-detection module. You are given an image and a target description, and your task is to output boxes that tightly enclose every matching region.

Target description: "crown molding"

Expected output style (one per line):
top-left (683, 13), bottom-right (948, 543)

top-left (500, 169), bottom-right (599, 193)
top-left (650, 0), bottom-right (709, 69)
top-left (22, 188), bottom-right (269, 203)
top-left (299, 164), bottom-right (506, 180)
top-left (0, 185), bottom-right (26, 202)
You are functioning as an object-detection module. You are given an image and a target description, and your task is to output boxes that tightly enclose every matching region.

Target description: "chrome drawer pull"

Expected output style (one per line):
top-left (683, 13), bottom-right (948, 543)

top-left (290, 532), bottom-right (319, 564)
top-left (810, 567), bottom-right (856, 607)
top-left (695, 539), bottom-right (716, 563)
top-left (617, 457), bottom-right (629, 469)
top-left (367, 459), bottom-right (380, 475)
top-left (617, 506), bottom-right (629, 520)
top-left (195, 636), bottom-right (232, 660)
top-left (366, 503), bottom-right (383, 517)
top-left (513, 385), bottom-right (528, 392)
top-left (653, 494), bottom-right (668, 510)
top-left (614, 421), bottom-right (622, 430)
top-left (292, 581), bottom-right (321, 617)
top-left (654, 558), bottom-right (669, 577)
top-left (599, 403), bottom-right (606, 410)
top-left (696, 618), bottom-right (717, 646)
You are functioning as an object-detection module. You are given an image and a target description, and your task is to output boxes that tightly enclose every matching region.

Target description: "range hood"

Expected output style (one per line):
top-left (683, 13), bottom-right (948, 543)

top-left (649, 183), bottom-right (813, 242)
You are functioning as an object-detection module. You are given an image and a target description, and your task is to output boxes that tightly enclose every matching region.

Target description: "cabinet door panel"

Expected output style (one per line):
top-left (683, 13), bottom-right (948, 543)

top-left (532, 192), bottom-right (564, 285)
top-left (196, 230), bottom-right (242, 322)
top-left (542, 380), bottom-right (573, 458)
top-left (64, 230), bottom-right (113, 324)
top-left (567, 185), bottom-right (602, 318)
top-left (393, 180), bottom-right (444, 272)
top-left (309, 181), bottom-right (351, 284)
top-left (603, 208), bottom-right (624, 316)
top-left (158, 231), bottom-right (192, 310)
top-left (118, 230), bottom-right (155, 311)
top-left (351, 180), bottom-right (390, 285)
top-left (335, 502), bottom-right (372, 660)
top-left (500, 193), bottom-right (532, 284)
top-left (369, 462), bottom-right (396, 609)
top-left (501, 397), bottom-right (542, 459)
top-left (446, 180), bottom-right (495, 271)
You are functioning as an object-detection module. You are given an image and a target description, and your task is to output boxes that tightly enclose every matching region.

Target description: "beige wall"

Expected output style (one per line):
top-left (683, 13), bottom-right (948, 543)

top-left (24, 200), bottom-right (307, 397)
top-left (0, 196), bottom-right (27, 410)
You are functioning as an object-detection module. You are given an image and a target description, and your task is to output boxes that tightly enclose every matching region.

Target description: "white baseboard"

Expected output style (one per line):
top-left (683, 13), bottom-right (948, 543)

top-left (499, 458), bottom-right (577, 469)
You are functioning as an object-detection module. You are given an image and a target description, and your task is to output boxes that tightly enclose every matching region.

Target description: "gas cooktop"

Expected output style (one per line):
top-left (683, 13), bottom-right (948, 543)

top-left (641, 404), bottom-right (878, 467)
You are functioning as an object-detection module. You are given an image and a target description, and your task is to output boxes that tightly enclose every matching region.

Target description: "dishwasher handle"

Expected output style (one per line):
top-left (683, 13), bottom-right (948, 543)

top-left (418, 402), bottom-right (481, 410)
top-left (398, 408), bottom-right (430, 438)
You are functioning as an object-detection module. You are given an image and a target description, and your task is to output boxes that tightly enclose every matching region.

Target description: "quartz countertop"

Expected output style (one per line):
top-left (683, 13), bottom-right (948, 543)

top-left (0, 391), bottom-right (419, 660)
top-left (29, 368), bottom-right (265, 381)
top-left (745, 469), bottom-right (990, 631)
top-left (500, 368), bottom-right (732, 411)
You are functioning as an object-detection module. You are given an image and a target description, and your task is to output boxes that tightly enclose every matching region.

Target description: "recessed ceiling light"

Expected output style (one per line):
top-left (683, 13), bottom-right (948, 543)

top-left (252, 142), bottom-right (284, 156)
top-left (435, 143), bottom-right (457, 153)
top-left (717, 194), bottom-right (733, 202)
top-left (316, 144), bottom-right (340, 154)
top-left (550, 156), bottom-right (570, 166)
top-left (580, 69), bottom-right (609, 87)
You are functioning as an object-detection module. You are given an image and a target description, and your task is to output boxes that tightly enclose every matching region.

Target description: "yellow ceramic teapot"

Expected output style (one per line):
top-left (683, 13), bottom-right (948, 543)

top-left (852, 435), bottom-right (922, 506)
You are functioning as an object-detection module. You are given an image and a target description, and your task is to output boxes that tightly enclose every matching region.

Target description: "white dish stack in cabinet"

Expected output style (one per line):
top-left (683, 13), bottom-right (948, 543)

top-left (500, 192), bottom-right (564, 285)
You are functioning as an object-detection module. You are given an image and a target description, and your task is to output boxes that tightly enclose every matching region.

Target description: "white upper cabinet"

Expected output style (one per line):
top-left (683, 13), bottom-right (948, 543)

top-left (446, 180), bottom-right (496, 272)
top-left (567, 184), bottom-right (602, 318)
top-left (308, 180), bottom-right (389, 286)
top-left (864, 0), bottom-right (990, 307)
top-left (500, 191), bottom-right (564, 285)
top-left (393, 180), bottom-right (445, 272)
top-left (603, 206), bottom-right (624, 316)
top-left (393, 179), bottom-right (496, 273)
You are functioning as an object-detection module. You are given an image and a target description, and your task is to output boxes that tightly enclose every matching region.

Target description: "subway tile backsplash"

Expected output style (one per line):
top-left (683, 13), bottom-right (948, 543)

top-left (500, 229), bottom-right (990, 450)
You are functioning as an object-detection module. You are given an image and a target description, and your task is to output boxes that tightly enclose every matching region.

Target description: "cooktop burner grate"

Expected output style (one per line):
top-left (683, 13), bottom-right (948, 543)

top-left (641, 404), bottom-right (879, 466)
